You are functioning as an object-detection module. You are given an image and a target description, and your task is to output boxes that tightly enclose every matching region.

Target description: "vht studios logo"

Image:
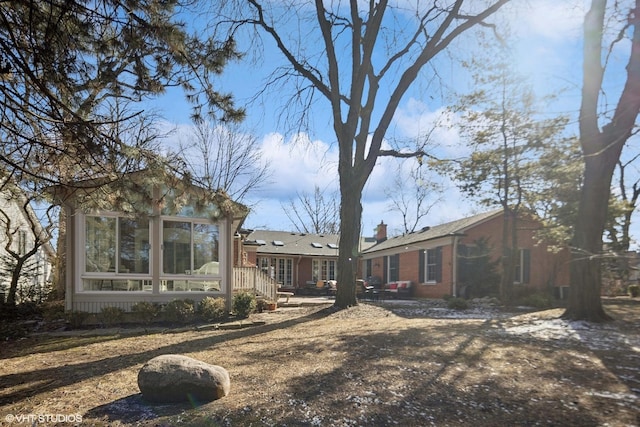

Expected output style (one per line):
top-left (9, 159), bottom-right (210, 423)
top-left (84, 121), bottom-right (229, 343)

top-left (5, 413), bottom-right (83, 424)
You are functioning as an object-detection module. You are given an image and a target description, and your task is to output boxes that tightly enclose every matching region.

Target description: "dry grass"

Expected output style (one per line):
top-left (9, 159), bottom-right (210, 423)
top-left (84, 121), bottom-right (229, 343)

top-left (0, 298), bottom-right (639, 426)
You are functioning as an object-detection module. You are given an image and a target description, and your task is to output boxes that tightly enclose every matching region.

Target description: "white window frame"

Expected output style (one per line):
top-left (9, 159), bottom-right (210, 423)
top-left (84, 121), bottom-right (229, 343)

top-left (78, 212), bottom-right (153, 292)
top-left (312, 258), bottom-right (337, 282)
top-left (160, 216), bottom-right (222, 292)
top-left (257, 256), bottom-right (294, 286)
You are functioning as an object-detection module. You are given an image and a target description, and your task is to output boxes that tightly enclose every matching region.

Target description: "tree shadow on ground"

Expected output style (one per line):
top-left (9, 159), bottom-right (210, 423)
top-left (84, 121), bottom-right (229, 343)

top-left (186, 321), bottom-right (608, 426)
top-left (0, 306), bottom-right (332, 406)
top-left (483, 297), bottom-right (640, 423)
top-left (1, 334), bottom-right (129, 359)
top-left (85, 394), bottom-right (209, 425)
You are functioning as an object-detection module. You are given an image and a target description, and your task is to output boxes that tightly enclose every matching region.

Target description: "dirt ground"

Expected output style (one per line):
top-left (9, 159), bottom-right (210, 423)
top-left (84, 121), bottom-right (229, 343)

top-left (0, 297), bottom-right (638, 426)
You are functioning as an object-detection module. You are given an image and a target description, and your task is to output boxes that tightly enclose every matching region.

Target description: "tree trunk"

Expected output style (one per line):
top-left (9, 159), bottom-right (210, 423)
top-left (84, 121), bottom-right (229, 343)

top-left (499, 210), bottom-right (516, 304)
top-left (564, 0), bottom-right (640, 321)
top-left (334, 164), bottom-right (366, 309)
top-left (563, 140), bottom-right (618, 321)
top-left (6, 258), bottom-right (25, 305)
top-left (53, 209), bottom-right (66, 300)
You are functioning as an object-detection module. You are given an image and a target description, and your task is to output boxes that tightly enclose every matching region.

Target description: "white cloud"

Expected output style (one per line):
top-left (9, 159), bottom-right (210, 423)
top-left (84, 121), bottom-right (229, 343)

top-left (257, 132), bottom-right (339, 200)
top-left (393, 99), bottom-right (466, 159)
top-left (516, 0), bottom-right (585, 42)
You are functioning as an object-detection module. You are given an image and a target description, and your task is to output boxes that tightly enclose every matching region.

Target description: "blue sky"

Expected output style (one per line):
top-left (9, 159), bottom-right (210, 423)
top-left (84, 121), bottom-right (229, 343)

top-left (146, 1), bottom-right (636, 243)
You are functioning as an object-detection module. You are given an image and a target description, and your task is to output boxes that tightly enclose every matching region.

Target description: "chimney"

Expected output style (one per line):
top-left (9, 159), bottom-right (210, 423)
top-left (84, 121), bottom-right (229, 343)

top-left (375, 221), bottom-right (387, 243)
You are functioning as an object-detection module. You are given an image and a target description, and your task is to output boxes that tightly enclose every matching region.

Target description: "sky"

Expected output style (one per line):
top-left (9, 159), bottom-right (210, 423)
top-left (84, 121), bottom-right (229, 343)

top-left (145, 1), bottom-right (634, 242)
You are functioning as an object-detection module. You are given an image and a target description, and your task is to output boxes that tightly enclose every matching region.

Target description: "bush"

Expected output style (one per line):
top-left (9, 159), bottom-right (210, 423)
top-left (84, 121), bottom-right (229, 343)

top-left (0, 321), bottom-right (30, 340)
top-left (628, 284), bottom-right (640, 298)
top-left (255, 298), bottom-right (271, 313)
top-left (447, 297), bottom-right (469, 310)
top-left (100, 306), bottom-right (125, 326)
top-left (40, 301), bottom-right (65, 321)
top-left (442, 294), bottom-right (452, 301)
top-left (233, 291), bottom-right (256, 318)
top-left (198, 297), bottom-right (227, 321)
top-left (517, 292), bottom-right (554, 309)
top-left (65, 311), bottom-right (90, 329)
top-left (131, 301), bottom-right (161, 324)
top-left (164, 299), bottom-right (195, 323)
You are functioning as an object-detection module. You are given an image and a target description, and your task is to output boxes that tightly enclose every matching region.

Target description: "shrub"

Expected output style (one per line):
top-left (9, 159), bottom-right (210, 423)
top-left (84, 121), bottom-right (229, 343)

top-left (256, 298), bottom-right (277, 313)
top-left (517, 292), bottom-right (554, 309)
top-left (255, 298), bottom-right (271, 313)
top-left (233, 291), bottom-right (256, 318)
top-left (447, 297), bottom-right (469, 310)
top-left (65, 311), bottom-right (90, 329)
top-left (100, 306), bottom-right (125, 326)
top-left (442, 294), bottom-right (452, 301)
top-left (628, 284), bottom-right (640, 298)
top-left (40, 300), bottom-right (65, 321)
top-left (198, 297), bottom-right (227, 321)
top-left (16, 301), bottom-right (41, 317)
top-left (164, 299), bottom-right (195, 323)
top-left (0, 321), bottom-right (29, 340)
top-left (131, 301), bottom-right (161, 324)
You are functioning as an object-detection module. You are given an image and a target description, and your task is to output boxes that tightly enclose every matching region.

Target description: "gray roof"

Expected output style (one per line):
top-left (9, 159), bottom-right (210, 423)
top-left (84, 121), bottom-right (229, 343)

top-left (362, 209), bottom-right (503, 254)
top-left (245, 230), bottom-right (342, 257)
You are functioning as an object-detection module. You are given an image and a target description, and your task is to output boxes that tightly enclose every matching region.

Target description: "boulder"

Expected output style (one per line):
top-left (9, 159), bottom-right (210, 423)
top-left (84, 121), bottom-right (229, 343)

top-left (138, 354), bottom-right (230, 403)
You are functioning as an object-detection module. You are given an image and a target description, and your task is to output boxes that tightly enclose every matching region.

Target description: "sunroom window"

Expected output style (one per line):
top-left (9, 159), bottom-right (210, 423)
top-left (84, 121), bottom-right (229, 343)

top-left (83, 215), bottom-right (150, 291)
top-left (85, 216), bottom-right (150, 274)
top-left (161, 220), bottom-right (220, 291)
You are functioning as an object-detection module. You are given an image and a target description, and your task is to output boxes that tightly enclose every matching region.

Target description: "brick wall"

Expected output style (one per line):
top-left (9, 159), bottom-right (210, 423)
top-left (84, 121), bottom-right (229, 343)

top-left (461, 213), bottom-right (570, 292)
top-left (367, 212), bottom-right (570, 299)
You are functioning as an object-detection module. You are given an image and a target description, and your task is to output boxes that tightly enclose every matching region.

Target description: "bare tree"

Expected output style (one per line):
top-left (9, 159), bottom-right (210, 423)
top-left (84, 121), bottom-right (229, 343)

top-left (215, 0), bottom-right (511, 308)
top-left (606, 153), bottom-right (640, 253)
top-left (283, 185), bottom-right (340, 234)
top-left (565, 0), bottom-right (640, 322)
top-left (384, 161), bottom-right (443, 235)
top-left (0, 180), bottom-right (55, 306)
top-left (179, 122), bottom-right (271, 202)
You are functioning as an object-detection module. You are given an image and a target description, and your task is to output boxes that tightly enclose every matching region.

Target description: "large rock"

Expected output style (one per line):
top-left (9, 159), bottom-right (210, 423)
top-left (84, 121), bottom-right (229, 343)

top-left (138, 354), bottom-right (230, 403)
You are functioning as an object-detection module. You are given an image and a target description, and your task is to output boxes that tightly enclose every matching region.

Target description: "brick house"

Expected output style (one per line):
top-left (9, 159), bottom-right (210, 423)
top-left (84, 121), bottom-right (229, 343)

top-left (359, 210), bottom-right (570, 299)
top-left (241, 230), bottom-right (375, 293)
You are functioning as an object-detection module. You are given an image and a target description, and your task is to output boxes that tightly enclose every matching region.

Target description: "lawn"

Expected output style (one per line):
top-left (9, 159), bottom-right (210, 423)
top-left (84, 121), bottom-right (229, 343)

top-left (0, 298), bottom-right (638, 426)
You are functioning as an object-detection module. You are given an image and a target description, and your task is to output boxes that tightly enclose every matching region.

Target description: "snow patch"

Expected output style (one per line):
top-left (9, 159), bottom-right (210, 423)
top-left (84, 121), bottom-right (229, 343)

top-left (492, 317), bottom-right (640, 352)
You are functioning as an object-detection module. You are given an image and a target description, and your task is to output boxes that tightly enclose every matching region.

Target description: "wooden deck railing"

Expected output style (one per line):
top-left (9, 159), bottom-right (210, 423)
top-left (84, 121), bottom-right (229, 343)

top-left (232, 267), bottom-right (278, 301)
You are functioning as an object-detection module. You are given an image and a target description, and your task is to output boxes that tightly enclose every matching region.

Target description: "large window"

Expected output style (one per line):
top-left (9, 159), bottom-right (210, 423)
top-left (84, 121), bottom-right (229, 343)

top-left (387, 254), bottom-right (400, 282)
top-left (119, 218), bottom-right (151, 274)
top-left (85, 216), bottom-right (150, 274)
top-left (312, 259), bottom-right (337, 282)
top-left (83, 215), bottom-right (150, 291)
top-left (79, 189), bottom-right (224, 293)
top-left (423, 247), bottom-right (442, 284)
top-left (162, 220), bottom-right (220, 291)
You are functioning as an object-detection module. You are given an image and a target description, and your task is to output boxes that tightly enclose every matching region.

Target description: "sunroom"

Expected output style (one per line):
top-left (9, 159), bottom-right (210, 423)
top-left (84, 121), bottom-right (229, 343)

top-left (53, 173), bottom-right (248, 313)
